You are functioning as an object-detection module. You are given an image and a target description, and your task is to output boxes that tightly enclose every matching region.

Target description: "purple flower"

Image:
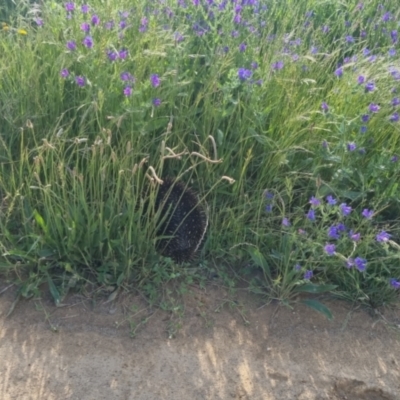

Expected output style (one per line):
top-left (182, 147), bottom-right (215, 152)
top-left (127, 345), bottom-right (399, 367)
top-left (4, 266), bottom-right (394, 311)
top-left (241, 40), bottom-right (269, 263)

top-left (322, 25), bottom-right (329, 34)
top-left (390, 279), bottom-right (400, 289)
top-left (391, 30), bottom-right (398, 44)
top-left (340, 203), bottom-right (352, 216)
top-left (239, 43), bottom-right (247, 52)
top-left (304, 270), bottom-right (313, 280)
top-left (361, 114), bottom-right (370, 123)
top-left (324, 243), bottom-right (336, 256)
top-left (321, 102), bottom-right (329, 112)
top-left (354, 257), bottom-right (367, 272)
top-left (91, 15), bottom-right (100, 25)
top-left (309, 196), bottom-right (321, 207)
top-left (392, 97), bottom-right (400, 107)
top-left (391, 155), bottom-right (398, 162)
top-left (360, 126), bottom-right (367, 133)
top-left (251, 62), bottom-right (258, 70)
top-left (81, 4), bottom-right (89, 13)
top-left (376, 231), bottom-right (391, 242)
top-left (322, 140), bottom-right (328, 148)
top-left (272, 61), bottom-right (284, 70)
top-left (65, 2), bottom-right (75, 12)
top-left (34, 18), bottom-right (44, 26)
top-left (118, 49), bottom-right (128, 59)
top-left (107, 50), bottom-right (118, 61)
top-left (119, 20), bottom-right (127, 30)
top-left (82, 36), bottom-right (93, 48)
top-left (382, 12), bottom-right (391, 22)
top-left (349, 230), bottom-right (361, 241)
top-left (66, 40), bottom-right (77, 51)
top-left (265, 191), bottom-right (274, 200)
top-left (365, 82), bottom-right (375, 92)
top-left (150, 74), bottom-right (160, 88)
top-left (152, 98), bottom-right (161, 106)
top-left (282, 217), bottom-right (290, 227)
top-left (363, 48), bottom-right (370, 56)
top-left (345, 35), bottom-right (354, 43)
top-left (369, 103), bottom-right (380, 113)
top-left (265, 204), bottom-right (273, 212)
top-left (361, 209), bottom-right (374, 219)
top-left (389, 48), bottom-right (396, 57)
top-left (75, 76), bottom-right (85, 87)
top-left (306, 209), bottom-right (316, 221)
top-left (346, 258), bottom-right (355, 268)
top-left (357, 75), bottom-right (365, 84)
top-left (238, 68), bottom-right (252, 81)
top-left (328, 225), bottom-right (340, 239)
top-left (335, 67), bottom-right (343, 77)
top-left (294, 263), bottom-right (301, 271)
top-left (311, 46), bottom-right (318, 54)
top-left (337, 223), bottom-right (346, 232)
top-left (81, 22), bottom-right (90, 32)
top-left (347, 142), bottom-right (356, 152)
top-left (390, 112), bottom-right (399, 122)
top-left (60, 68), bottom-right (69, 78)
top-left (123, 86), bottom-right (132, 96)
top-left (120, 72), bottom-right (134, 82)
top-left (326, 195), bottom-right (336, 205)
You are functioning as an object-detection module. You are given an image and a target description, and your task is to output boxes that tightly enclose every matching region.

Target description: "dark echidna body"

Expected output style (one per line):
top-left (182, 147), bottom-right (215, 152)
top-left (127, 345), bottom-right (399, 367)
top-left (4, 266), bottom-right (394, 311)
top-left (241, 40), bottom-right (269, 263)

top-left (155, 178), bottom-right (207, 263)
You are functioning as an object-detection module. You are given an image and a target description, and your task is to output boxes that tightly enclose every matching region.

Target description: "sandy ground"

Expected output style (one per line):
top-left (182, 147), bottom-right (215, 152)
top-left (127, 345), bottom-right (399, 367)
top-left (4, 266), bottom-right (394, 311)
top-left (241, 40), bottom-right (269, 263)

top-left (0, 281), bottom-right (399, 400)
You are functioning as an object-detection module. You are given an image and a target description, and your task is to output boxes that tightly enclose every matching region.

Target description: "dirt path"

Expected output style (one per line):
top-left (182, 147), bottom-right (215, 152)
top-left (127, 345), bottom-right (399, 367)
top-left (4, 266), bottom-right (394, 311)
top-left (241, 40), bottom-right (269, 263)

top-left (0, 282), bottom-right (399, 400)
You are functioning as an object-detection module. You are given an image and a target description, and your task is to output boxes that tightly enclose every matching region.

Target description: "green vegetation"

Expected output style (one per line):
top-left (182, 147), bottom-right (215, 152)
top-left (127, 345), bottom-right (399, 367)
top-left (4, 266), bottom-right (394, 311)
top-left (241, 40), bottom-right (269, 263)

top-left (1, 0), bottom-right (399, 318)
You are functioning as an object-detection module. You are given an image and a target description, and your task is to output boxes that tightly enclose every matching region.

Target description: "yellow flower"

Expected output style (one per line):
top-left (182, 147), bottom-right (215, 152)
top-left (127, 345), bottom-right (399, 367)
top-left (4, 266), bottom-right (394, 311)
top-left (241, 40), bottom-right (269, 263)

top-left (17, 29), bottom-right (28, 35)
top-left (2, 22), bottom-right (9, 31)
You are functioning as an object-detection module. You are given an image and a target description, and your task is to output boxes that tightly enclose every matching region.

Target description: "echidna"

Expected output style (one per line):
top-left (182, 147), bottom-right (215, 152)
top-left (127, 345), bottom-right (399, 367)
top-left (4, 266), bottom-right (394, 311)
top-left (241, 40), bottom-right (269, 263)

top-left (154, 177), bottom-right (207, 263)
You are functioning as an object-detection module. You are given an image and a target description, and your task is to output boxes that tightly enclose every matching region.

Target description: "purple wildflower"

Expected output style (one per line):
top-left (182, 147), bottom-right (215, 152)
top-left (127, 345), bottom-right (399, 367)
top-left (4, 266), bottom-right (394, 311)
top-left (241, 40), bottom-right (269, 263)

top-left (392, 98), bottom-right (400, 107)
top-left (91, 14), bottom-right (100, 25)
top-left (75, 76), bottom-right (85, 87)
top-left (123, 86), bottom-right (132, 96)
top-left (324, 243), bottom-right (336, 256)
top-left (391, 155), bottom-right (398, 162)
top-left (389, 48), bottom-right (396, 57)
top-left (322, 25), bottom-right (329, 34)
top-left (321, 102), bottom-right (329, 112)
top-left (65, 2), bottom-right (75, 12)
top-left (265, 204), bottom-right (273, 212)
top-left (304, 270), bottom-right (313, 280)
top-left (105, 21), bottom-right (114, 30)
top-left (346, 258), bottom-right (355, 268)
top-left (345, 35), bottom-right (354, 43)
top-left (325, 195), bottom-right (336, 206)
top-left (272, 61), bottom-right (284, 70)
top-left (328, 226), bottom-right (340, 240)
top-left (238, 68), bottom-right (252, 81)
top-left (347, 142), bottom-right (356, 151)
top-left (340, 203), bottom-right (352, 216)
top-left (66, 40), bottom-right (77, 51)
top-left (369, 103), bottom-right (380, 113)
top-left (362, 209), bottom-right (374, 219)
top-left (335, 67), bottom-right (343, 77)
top-left (376, 231), bottom-right (391, 242)
top-left (152, 98), bottom-right (161, 106)
top-left (60, 68), bottom-right (69, 78)
top-left (306, 209), bottom-right (316, 221)
top-left (354, 257), bottom-right (367, 272)
top-left (150, 74), bottom-right (160, 87)
top-left (360, 126), bottom-right (367, 133)
top-left (34, 18), bottom-right (44, 26)
top-left (390, 279), bottom-right (400, 289)
top-left (309, 196), bottom-right (321, 207)
top-left (349, 230), bottom-right (361, 241)
top-left (365, 82), bottom-right (375, 92)
top-left (81, 4), bottom-right (89, 13)
top-left (357, 75), bottom-right (365, 84)
top-left (107, 50), bottom-right (118, 61)
top-left (82, 35), bottom-right (93, 48)
top-left (239, 43), bottom-right (247, 52)
top-left (390, 113), bottom-right (399, 122)
top-left (118, 49), bottom-right (128, 59)
top-left (81, 22), bottom-right (90, 32)
top-left (361, 114), bottom-right (370, 123)
top-left (120, 72), bottom-right (134, 82)
top-left (282, 217), bottom-right (290, 227)
top-left (294, 263), bottom-right (301, 271)
top-left (251, 62), bottom-right (258, 70)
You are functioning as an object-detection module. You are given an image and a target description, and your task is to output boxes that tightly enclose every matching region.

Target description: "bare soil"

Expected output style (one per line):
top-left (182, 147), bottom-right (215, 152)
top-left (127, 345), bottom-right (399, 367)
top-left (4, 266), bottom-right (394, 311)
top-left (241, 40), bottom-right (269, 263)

top-left (0, 281), bottom-right (399, 400)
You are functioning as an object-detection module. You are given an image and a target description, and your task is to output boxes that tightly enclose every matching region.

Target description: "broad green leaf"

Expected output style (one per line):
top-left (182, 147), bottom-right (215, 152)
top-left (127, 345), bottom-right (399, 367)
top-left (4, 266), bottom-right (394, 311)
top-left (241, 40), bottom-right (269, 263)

top-left (294, 283), bottom-right (337, 294)
top-left (47, 275), bottom-right (61, 306)
top-left (300, 299), bottom-right (333, 320)
top-left (33, 210), bottom-right (48, 234)
top-left (249, 248), bottom-right (271, 279)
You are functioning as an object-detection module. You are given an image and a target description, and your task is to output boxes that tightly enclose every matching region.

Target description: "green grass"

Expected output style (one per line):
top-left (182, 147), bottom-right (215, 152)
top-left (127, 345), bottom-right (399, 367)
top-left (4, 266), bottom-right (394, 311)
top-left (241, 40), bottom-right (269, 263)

top-left (1, 0), bottom-right (400, 316)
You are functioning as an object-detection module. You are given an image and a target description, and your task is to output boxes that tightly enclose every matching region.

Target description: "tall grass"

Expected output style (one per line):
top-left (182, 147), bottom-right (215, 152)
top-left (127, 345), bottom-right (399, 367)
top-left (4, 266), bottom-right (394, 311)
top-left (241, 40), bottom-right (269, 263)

top-left (1, 0), bottom-right (399, 310)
